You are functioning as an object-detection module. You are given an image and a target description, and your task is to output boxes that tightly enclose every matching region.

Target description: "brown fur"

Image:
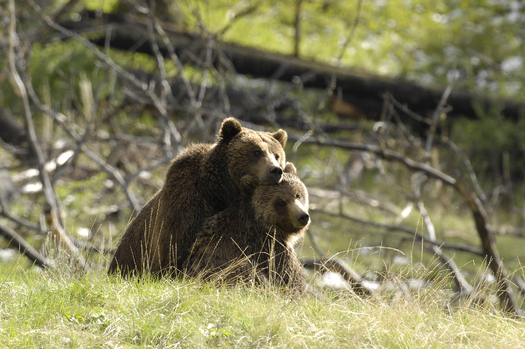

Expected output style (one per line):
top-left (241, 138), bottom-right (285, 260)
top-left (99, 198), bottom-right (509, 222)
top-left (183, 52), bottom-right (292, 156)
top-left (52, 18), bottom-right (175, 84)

top-left (183, 163), bottom-right (310, 295)
top-left (108, 118), bottom-right (287, 276)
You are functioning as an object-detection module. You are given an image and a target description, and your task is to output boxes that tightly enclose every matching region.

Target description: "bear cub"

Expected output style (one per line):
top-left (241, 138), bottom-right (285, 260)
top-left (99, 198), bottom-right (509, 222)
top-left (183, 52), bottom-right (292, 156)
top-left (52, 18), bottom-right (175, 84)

top-left (108, 117), bottom-right (287, 276)
top-left (183, 163), bottom-right (310, 295)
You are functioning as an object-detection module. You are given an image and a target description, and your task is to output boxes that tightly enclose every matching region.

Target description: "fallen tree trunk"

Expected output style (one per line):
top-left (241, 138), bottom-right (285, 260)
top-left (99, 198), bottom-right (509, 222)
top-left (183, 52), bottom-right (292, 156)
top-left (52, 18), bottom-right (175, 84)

top-left (58, 10), bottom-right (525, 135)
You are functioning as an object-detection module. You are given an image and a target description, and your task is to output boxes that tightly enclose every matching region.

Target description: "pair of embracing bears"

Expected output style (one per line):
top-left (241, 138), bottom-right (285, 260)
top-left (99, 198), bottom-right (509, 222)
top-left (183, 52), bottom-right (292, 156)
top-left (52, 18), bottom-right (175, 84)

top-left (108, 117), bottom-right (310, 294)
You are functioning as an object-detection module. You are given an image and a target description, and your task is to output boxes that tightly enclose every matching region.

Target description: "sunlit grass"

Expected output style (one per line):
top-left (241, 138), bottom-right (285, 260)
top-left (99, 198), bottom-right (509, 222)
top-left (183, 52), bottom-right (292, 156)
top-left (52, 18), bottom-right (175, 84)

top-left (0, 249), bottom-right (524, 348)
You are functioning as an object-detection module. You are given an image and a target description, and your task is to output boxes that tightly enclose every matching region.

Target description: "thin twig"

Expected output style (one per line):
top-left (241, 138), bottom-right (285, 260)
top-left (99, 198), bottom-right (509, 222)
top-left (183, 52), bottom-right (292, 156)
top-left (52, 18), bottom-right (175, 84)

top-left (145, 1), bottom-right (177, 158)
top-left (52, 68), bottom-right (109, 184)
top-left (294, 0), bottom-right (303, 58)
top-left (335, 0), bottom-right (363, 64)
top-left (425, 79), bottom-right (455, 157)
top-left (29, 0), bottom-right (182, 153)
top-left (412, 173), bottom-right (436, 241)
top-left (217, 3), bottom-right (259, 37)
top-left (126, 157), bottom-right (171, 184)
top-left (154, 22), bottom-right (197, 105)
top-left (311, 208), bottom-right (484, 256)
top-left (24, 81), bottom-right (142, 213)
top-left (447, 139), bottom-right (491, 215)
top-left (388, 94), bottom-right (432, 125)
top-left (29, 0), bottom-right (147, 90)
top-left (292, 0), bottom-right (363, 151)
top-left (0, 193), bottom-right (43, 233)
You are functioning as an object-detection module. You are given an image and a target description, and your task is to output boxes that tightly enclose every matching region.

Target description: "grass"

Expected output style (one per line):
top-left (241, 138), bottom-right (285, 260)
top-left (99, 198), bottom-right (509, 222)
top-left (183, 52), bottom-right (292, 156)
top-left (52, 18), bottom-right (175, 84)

top-left (0, 255), bottom-right (524, 348)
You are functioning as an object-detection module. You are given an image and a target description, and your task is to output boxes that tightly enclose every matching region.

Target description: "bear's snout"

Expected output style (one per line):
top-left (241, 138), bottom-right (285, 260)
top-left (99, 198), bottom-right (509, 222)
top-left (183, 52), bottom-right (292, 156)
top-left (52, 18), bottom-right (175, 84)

top-left (269, 166), bottom-right (283, 182)
top-left (297, 212), bottom-right (310, 227)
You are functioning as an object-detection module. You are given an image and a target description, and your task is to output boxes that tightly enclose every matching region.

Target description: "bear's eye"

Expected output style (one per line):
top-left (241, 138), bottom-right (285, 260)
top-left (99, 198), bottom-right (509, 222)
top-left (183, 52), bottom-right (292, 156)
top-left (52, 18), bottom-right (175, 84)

top-left (295, 194), bottom-right (301, 199)
top-left (253, 150), bottom-right (262, 157)
top-left (278, 200), bottom-right (287, 207)
top-left (275, 154), bottom-right (280, 161)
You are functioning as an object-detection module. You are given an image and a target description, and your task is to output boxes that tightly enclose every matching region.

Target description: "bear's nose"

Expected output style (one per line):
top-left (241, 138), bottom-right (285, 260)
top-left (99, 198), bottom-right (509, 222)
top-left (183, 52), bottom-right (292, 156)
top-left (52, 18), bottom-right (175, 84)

top-left (269, 166), bottom-right (283, 182)
top-left (298, 213), bottom-right (310, 226)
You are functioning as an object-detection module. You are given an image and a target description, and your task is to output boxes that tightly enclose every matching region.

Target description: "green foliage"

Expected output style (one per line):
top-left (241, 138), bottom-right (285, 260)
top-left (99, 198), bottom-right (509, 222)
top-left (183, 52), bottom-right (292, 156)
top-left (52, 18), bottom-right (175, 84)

top-left (453, 109), bottom-right (525, 180)
top-left (30, 41), bottom-right (98, 103)
top-left (180, 0), bottom-right (525, 99)
top-left (83, 0), bottom-right (120, 13)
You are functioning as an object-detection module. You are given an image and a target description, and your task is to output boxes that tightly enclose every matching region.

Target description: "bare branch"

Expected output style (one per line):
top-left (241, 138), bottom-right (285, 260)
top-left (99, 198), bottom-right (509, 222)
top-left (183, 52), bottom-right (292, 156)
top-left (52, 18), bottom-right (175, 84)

top-left (447, 139), bottom-right (491, 214)
top-left (311, 208), bottom-right (484, 256)
top-left (413, 173), bottom-right (436, 241)
top-left (388, 94), bottom-right (432, 125)
top-left (29, 1), bottom-right (146, 90)
top-left (217, 3), bottom-right (259, 38)
top-left (0, 222), bottom-right (51, 268)
top-left (23, 79), bottom-right (142, 213)
top-left (301, 257), bottom-right (374, 296)
top-left (303, 222), bottom-right (373, 295)
top-left (455, 177), bottom-right (520, 315)
top-left (425, 80), bottom-right (455, 157)
top-left (288, 134), bottom-right (457, 185)
top-left (8, 0), bottom-right (86, 270)
top-left (294, 0), bottom-right (302, 58)
top-left (145, 1), bottom-right (180, 158)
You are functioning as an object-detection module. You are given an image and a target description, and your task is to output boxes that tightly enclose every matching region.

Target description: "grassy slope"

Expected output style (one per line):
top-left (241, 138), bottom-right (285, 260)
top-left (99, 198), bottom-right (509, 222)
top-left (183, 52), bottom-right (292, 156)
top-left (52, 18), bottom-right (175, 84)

top-left (0, 261), bottom-right (523, 348)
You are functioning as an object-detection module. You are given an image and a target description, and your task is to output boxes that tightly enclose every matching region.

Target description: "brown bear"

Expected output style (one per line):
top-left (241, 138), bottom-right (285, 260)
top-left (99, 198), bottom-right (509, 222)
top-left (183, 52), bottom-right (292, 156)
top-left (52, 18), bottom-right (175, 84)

top-left (108, 117), bottom-right (287, 276)
top-left (183, 163), bottom-right (310, 295)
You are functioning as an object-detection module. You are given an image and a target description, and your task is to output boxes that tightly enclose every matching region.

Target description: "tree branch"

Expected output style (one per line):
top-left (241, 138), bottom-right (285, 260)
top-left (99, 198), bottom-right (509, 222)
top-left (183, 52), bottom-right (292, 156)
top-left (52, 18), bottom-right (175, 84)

top-left (454, 177), bottom-right (520, 315)
top-left (311, 208), bottom-right (484, 256)
top-left (288, 134), bottom-right (457, 185)
top-left (0, 222), bottom-right (51, 268)
top-left (8, 0), bottom-right (86, 270)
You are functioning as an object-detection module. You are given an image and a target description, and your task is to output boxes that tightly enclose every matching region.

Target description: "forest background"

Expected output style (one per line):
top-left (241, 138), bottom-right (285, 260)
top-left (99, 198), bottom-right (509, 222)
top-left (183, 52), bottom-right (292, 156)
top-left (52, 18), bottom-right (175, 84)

top-left (1, 0), bottom-right (525, 346)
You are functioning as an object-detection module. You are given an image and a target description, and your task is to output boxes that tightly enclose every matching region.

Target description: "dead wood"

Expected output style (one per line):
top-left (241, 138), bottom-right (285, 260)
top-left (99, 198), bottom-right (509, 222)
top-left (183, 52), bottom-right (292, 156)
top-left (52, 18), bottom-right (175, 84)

top-left (301, 257), bottom-right (374, 296)
top-left (57, 10), bottom-right (525, 134)
top-left (0, 222), bottom-right (50, 268)
top-left (311, 208), bottom-right (484, 257)
top-left (454, 178), bottom-right (521, 316)
top-left (291, 132), bottom-right (521, 314)
top-left (8, 0), bottom-right (87, 272)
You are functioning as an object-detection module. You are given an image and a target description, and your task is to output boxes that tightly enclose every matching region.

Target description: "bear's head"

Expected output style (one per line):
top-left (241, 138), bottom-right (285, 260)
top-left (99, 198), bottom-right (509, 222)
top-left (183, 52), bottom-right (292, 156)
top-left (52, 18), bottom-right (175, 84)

top-left (218, 118), bottom-right (287, 185)
top-left (242, 162), bottom-right (310, 241)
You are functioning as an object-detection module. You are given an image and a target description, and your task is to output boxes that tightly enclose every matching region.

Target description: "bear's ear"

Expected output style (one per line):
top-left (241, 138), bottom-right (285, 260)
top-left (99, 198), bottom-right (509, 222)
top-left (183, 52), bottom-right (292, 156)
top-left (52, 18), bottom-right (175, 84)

top-left (218, 118), bottom-right (242, 143)
top-left (283, 162), bottom-right (297, 175)
top-left (271, 129), bottom-right (287, 148)
top-left (240, 175), bottom-right (260, 194)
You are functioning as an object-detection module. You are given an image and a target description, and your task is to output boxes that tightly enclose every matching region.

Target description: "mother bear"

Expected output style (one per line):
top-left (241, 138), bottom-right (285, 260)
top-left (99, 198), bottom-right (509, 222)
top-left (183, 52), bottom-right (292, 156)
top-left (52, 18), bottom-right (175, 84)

top-left (108, 118), bottom-right (287, 276)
